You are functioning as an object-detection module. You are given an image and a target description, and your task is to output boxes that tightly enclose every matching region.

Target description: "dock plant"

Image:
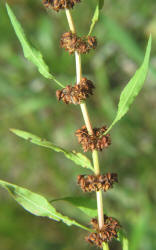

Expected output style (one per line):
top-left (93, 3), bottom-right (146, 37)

top-left (0, 1), bottom-right (152, 249)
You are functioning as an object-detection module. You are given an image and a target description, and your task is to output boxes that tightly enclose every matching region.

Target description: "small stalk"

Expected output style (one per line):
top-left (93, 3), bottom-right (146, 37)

top-left (65, 8), bottom-right (104, 230)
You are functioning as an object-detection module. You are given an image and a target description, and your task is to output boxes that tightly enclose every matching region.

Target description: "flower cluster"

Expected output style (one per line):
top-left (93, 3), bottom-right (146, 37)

top-left (42, 0), bottom-right (81, 12)
top-left (77, 173), bottom-right (118, 192)
top-left (56, 78), bottom-right (95, 104)
top-left (60, 31), bottom-right (97, 54)
top-left (86, 215), bottom-right (121, 248)
top-left (75, 125), bottom-right (111, 152)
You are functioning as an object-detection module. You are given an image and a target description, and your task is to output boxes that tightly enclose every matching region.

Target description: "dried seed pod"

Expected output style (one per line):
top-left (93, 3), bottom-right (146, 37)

top-left (42, 0), bottom-right (81, 12)
top-left (60, 31), bottom-right (97, 54)
top-left (86, 215), bottom-right (121, 248)
top-left (56, 78), bottom-right (95, 104)
top-left (87, 36), bottom-right (97, 49)
top-left (75, 125), bottom-right (111, 152)
top-left (77, 173), bottom-right (118, 192)
top-left (60, 32), bottom-right (78, 54)
top-left (90, 218), bottom-right (99, 230)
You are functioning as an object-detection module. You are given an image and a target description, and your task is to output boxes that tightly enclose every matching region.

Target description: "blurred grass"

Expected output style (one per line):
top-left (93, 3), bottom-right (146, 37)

top-left (0, 0), bottom-right (156, 250)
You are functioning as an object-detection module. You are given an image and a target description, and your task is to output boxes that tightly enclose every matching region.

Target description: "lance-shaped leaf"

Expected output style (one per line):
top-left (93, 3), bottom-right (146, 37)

top-left (10, 129), bottom-right (94, 171)
top-left (6, 4), bottom-right (64, 87)
top-left (105, 35), bottom-right (152, 134)
top-left (0, 180), bottom-right (91, 231)
top-left (51, 196), bottom-right (98, 218)
top-left (88, 0), bottom-right (104, 35)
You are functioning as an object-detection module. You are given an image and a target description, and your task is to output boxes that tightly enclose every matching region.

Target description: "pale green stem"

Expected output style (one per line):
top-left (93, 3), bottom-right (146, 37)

top-left (65, 9), bottom-right (76, 33)
top-left (65, 8), bottom-right (104, 230)
top-left (103, 242), bottom-right (110, 250)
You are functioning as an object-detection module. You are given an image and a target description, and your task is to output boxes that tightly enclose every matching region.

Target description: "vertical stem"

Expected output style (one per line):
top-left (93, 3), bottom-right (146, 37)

top-left (65, 9), bottom-right (104, 229)
top-left (92, 150), bottom-right (104, 229)
top-left (65, 9), bottom-right (76, 33)
top-left (75, 51), bottom-right (93, 134)
top-left (75, 51), bottom-right (82, 82)
top-left (96, 191), bottom-right (104, 229)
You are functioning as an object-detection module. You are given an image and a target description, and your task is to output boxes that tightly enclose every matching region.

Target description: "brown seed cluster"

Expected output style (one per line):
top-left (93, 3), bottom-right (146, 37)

top-left (56, 78), bottom-right (95, 104)
top-left (86, 215), bottom-right (121, 248)
top-left (75, 125), bottom-right (111, 152)
top-left (60, 32), bottom-right (97, 54)
top-left (77, 173), bottom-right (118, 192)
top-left (42, 0), bottom-right (81, 12)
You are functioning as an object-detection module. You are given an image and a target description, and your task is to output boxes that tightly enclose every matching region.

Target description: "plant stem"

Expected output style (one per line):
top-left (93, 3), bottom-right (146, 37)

top-left (65, 8), bottom-right (76, 33)
top-left (103, 242), bottom-right (110, 250)
top-left (65, 9), bottom-right (104, 229)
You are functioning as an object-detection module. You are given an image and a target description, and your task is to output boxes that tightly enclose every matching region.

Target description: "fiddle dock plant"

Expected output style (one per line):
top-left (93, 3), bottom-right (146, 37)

top-left (0, 1), bottom-right (151, 249)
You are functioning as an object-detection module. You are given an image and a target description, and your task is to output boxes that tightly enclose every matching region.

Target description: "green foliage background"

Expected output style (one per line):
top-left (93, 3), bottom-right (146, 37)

top-left (0, 0), bottom-right (156, 249)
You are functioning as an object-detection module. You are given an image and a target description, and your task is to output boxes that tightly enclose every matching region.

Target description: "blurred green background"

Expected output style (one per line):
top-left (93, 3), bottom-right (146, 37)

top-left (0, 0), bottom-right (156, 249)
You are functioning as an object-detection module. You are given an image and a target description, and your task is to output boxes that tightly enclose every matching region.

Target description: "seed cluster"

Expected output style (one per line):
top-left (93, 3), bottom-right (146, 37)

top-left (86, 215), bottom-right (121, 248)
top-left (75, 125), bottom-right (111, 152)
top-left (42, 2), bottom-right (122, 248)
top-left (42, 0), bottom-right (81, 12)
top-left (77, 173), bottom-right (118, 192)
top-left (60, 32), bottom-right (97, 54)
top-left (56, 78), bottom-right (95, 104)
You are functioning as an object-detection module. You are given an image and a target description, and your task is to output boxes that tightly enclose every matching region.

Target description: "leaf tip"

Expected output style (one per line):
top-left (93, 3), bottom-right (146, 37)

top-left (5, 2), bottom-right (10, 12)
top-left (9, 128), bottom-right (15, 133)
top-left (10, 128), bottom-right (18, 136)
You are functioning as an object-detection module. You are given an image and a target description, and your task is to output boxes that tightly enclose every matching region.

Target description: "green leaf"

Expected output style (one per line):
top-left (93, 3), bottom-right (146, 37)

top-left (88, 0), bottom-right (104, 35)
top-left (88, 3), bottom-right (99, 35)
top-left (105, 35), bottom-right (152, 134)
top-left (10, 129), bottom-right (94, 171)
top-left (51, 196), bottom-right (98, 218)
top-left (103, 242), bottom-right (109, 250)
top-left (6, 3), bottom-right (64, 88)
top-left (0, 180), bottom-right (91, 231)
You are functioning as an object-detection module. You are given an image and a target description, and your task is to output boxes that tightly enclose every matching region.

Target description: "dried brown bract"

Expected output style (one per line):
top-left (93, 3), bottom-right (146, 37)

top-left (75, 125), bottom-right (111, 152)
top-left (60, 31), bottom-right (97, 54)
top-left (60, 32), bottom-right (78, 54)
top-left (77, 173), bottom-right (118, 192)
top-left (56, 78), bottom-right (95, 104)
top-left (86, 215), bottom-right (121, 248)
top-left (42, 0), bottom-right (81, 12)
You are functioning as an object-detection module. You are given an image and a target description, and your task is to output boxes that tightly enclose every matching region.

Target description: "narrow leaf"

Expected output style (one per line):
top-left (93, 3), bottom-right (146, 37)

top-left (88, 3), bottom-right (99, 35)
top-left (0, 180), bottom-right (91, 231)
top-left (10, 129), bottom-right (94, 171)
top-left (88, 0), bottom-right (104, 35)
top-left (51, 196), bottom-right (98, 218)
top-left (105, 35), bottom-right (152, 134)
top-left (6, 4), bottom-right (64, 87)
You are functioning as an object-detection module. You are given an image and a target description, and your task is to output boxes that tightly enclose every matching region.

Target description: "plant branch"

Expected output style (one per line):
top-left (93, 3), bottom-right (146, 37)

top-left (65, 8), bottom-right (104, 229)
